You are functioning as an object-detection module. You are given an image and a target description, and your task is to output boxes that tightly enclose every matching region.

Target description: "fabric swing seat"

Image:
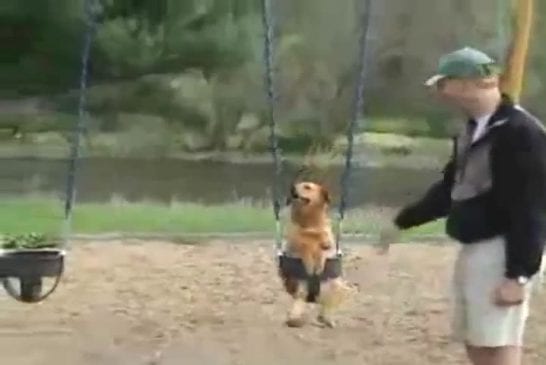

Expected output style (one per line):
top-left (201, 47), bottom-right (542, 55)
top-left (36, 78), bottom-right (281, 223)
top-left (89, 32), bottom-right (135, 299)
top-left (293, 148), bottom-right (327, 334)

top-left (277, 250), bottom-right (343, 281)
top-left (277, 249), bottom-right (343, 303)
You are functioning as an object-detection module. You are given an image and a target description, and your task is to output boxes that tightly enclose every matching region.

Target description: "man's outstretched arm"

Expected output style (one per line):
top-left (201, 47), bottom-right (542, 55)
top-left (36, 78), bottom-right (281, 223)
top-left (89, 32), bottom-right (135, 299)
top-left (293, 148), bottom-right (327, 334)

top-left (394, 158), bottom-right (455, 230)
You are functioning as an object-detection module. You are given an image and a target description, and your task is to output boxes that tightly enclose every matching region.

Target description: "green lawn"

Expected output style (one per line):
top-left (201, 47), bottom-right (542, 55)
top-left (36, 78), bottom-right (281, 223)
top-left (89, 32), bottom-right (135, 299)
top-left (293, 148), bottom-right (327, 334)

top-left (0, 196), bottom-right (445, 242)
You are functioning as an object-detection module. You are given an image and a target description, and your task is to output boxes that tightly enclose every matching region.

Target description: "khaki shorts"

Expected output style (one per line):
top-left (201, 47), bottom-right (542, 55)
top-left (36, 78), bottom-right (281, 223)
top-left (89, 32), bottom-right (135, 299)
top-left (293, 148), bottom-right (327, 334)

top-left (451, 237), bottom-right (535, 347)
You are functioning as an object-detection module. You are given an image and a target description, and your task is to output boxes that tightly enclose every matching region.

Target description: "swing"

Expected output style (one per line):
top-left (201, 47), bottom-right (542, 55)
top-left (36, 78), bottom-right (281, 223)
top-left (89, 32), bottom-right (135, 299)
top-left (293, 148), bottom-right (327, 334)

top-left (260, 0), bottom-right (376, 303)
top-left (0, 0), bottom-right (98, 303)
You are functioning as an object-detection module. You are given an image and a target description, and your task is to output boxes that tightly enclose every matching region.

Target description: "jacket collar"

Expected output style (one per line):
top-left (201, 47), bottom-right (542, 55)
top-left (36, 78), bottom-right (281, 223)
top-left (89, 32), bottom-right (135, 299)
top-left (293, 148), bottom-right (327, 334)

top-left (467, 94), bottom-right (512, 145)
top-left (486, 93), bottom-right (513, 127)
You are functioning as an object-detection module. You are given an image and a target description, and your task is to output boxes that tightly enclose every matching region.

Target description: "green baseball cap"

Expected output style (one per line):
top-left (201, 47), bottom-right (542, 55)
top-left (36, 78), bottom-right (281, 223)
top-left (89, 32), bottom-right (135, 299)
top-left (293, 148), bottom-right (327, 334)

top-left (425, 47), bottom-right (501, 86)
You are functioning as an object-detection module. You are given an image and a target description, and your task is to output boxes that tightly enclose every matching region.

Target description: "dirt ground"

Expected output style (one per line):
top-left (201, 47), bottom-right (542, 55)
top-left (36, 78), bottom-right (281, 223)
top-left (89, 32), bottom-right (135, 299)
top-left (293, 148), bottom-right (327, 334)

top-left (0, 240), bottom-right (545, 365)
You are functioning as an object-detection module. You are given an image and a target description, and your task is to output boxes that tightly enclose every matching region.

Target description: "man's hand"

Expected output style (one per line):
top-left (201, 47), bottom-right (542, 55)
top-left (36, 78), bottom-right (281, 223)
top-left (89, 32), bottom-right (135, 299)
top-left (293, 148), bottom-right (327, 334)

top-left (377, 224), bottom-right (401, 255)
top-left (493, 278), bottom-right (526, 306)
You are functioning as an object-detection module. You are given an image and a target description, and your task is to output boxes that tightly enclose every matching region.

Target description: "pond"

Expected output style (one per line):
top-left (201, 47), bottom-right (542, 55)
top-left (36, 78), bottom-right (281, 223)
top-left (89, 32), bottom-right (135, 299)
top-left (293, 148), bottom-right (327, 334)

top-left (0, 157), bottom-right (441, 208)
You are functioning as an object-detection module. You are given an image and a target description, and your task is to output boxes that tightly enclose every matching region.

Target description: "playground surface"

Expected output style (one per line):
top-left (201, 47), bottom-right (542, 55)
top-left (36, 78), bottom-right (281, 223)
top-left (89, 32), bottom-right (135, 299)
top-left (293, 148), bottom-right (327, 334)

top-left (0, 240), bottom-right (545, 365)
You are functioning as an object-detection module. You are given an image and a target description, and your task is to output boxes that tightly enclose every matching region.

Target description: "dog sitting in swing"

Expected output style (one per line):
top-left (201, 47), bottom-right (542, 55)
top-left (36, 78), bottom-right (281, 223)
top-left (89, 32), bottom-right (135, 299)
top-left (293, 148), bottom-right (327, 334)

top-left (281, 180), bottom-right (352, 328)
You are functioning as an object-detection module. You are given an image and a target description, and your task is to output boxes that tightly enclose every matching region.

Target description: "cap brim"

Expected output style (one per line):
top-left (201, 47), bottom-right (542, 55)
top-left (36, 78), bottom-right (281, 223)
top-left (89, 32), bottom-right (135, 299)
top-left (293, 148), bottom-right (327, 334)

top-left (424, 74), bottom-right (446, 87)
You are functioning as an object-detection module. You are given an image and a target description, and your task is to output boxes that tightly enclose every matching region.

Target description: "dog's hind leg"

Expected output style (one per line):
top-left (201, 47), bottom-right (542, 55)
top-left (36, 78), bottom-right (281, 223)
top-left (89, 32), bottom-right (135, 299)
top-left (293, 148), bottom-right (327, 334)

top-left (286, 281), bottom-right (308, 327)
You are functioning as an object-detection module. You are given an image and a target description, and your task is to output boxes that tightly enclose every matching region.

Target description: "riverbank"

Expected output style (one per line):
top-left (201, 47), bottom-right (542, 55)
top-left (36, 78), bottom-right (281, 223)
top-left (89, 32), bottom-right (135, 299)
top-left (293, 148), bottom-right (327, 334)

top-left (0, 131), bottom-right (451, 169)
top-left (1, 196), bottom-right (444, 241)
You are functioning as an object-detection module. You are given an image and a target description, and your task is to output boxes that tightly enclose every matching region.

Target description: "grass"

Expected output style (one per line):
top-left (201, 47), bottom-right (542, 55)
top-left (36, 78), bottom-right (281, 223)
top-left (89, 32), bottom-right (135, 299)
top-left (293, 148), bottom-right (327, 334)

top-left (0, 195), bottom-right (445, 242)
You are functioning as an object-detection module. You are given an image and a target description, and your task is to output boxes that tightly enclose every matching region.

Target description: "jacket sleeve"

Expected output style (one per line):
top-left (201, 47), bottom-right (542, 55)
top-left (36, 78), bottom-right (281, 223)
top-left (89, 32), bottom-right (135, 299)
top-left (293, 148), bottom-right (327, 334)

top-left (495, 123), bottom-right (546, 279)
top-left (394, 157), bottom-right (455, 230)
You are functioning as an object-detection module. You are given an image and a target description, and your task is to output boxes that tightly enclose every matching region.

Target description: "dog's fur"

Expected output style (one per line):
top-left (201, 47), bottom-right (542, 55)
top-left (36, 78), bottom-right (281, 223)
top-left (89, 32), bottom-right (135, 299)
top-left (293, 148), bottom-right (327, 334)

top-left (282, 181), bottom-right (353, 328)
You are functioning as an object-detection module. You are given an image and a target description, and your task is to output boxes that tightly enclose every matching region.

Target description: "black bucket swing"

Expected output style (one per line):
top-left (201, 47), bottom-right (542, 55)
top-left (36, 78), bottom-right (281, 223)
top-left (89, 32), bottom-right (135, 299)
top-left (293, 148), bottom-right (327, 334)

top-left (260, 0), bottom-right (376, 303)
top-left (0, 247), bottom-right (66, 303)
top-left (0, 0), bottom-right (98, 303)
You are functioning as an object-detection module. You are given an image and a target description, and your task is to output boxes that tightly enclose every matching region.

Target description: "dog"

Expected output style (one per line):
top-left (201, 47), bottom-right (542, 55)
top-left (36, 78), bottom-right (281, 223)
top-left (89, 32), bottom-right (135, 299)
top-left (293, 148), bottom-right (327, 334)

top-left (281, 181), bottom-right (352, 328)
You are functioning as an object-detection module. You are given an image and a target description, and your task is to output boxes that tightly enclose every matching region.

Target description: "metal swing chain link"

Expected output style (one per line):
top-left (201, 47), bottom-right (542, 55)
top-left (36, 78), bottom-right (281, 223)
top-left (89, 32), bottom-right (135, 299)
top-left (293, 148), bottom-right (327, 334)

top-left (336, 0), bottom-right (376, 252)
top-left (62, 0), bottom-right (100, 248)
top-left (261, 0), bottom-right (284, 253)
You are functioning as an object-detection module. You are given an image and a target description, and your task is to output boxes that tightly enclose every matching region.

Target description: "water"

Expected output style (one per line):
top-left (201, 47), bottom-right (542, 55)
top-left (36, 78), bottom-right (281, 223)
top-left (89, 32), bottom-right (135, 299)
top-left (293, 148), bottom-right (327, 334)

top-left (0, 157), bottom-right (440, 208)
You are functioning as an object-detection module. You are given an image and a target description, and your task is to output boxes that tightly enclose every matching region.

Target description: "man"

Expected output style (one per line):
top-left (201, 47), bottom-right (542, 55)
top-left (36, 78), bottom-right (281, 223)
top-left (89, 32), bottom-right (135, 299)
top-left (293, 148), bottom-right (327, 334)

top-left (385, 47), bottom-right (546, 365)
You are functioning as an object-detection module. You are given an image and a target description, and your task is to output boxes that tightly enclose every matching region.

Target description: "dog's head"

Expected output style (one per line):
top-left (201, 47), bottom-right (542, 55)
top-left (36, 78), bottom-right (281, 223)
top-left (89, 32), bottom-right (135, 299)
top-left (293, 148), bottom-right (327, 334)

top-left (287, 181), bottom-right (330, 209)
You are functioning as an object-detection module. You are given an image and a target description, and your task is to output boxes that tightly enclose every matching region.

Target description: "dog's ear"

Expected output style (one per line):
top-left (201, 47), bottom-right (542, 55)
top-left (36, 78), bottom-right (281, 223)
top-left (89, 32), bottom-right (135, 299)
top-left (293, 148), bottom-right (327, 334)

top-left (320, 186), bottom-right (330, 204)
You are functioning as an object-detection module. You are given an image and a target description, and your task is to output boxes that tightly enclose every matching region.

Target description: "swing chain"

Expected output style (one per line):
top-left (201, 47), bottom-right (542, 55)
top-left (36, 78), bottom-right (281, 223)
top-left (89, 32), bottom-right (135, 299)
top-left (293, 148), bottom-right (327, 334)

top-left (262, 0), bottom-right (377, 254)
top-left (261, 0), bottom-right (284, 253)
top-left (62, 0), bottom-right (100, 247)
top-left (336, 0), bottom-right (376, 252)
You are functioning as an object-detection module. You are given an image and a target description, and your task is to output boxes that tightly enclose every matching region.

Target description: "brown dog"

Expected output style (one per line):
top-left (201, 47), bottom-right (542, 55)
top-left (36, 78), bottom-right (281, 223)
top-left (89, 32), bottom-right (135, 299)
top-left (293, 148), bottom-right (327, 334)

top-left (282, 181), bottom-right (352, 328)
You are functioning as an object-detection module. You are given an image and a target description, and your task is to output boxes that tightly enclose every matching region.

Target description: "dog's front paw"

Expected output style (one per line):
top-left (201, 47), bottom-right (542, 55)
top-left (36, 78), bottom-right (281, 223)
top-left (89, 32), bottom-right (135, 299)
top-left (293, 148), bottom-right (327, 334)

top-left (317, 314), bottom-right (335, 328)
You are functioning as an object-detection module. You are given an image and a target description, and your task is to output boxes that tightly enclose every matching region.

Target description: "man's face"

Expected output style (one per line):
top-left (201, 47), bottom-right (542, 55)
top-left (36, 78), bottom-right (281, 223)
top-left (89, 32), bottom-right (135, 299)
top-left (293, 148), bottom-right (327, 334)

top-left (432, 77), bottom-right (499, 111)
top-left (435, 78), bottom-right (472, 106)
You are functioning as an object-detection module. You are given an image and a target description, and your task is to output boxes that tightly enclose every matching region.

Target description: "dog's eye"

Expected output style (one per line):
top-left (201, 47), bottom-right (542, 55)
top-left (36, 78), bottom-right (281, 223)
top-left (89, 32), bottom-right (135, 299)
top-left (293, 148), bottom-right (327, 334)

top-left (303, 184), bottom-right (311, 190)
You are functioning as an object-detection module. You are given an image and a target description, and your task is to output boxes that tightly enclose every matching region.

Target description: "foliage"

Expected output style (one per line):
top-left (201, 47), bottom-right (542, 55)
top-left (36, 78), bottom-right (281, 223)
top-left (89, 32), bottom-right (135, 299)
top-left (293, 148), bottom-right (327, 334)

top-left (1, 0), bottom-right (545, 154)
top-left (1, 232), bottom-right (59, 249)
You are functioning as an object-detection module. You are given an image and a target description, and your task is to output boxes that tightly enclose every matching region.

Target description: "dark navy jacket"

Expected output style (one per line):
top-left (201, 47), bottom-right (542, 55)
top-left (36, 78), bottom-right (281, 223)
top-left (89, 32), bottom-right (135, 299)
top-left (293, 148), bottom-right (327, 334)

top-left (394, 96), bottom-right (546, 278)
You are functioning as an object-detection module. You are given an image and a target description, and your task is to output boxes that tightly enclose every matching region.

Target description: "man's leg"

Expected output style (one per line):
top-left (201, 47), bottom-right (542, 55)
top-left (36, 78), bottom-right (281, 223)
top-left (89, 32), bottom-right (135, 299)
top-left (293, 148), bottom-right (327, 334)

top-left (463, 287), bottom-right (529, 365)
top-left (466, 345), bottom-right (489, 365)
top-left (489, 346), bottom-right (522, 365)
top-left (465, 345), bottom-right (521, 365)
top-left (459, 238), bottom-right (532, 365)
